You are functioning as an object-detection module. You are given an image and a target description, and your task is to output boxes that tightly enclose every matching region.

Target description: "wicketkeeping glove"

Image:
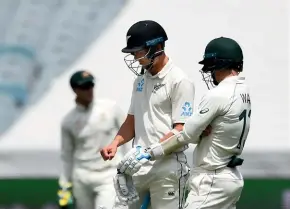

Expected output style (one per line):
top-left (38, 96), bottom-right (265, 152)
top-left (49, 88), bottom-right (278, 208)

top-left (118, 145), bottom-right (151, 176)
top-left (57, 182), bottom-right (73, 209)
top-left (114, 171), bottom-right (139, 205)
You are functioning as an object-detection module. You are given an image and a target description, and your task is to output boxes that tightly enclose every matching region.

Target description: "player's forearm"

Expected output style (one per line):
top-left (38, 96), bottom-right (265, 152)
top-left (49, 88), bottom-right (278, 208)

top-left (159, 123), bottom-right (184, 142)
top-left (183, 114), bottom-right (209, 143)
top-left (149, 116), bottom-right (209, 160)
top-left (113, 115), bottom-right (135, 147)
top-left (149, 131), bottom-right (190, 160)
top-left (113, 134), bottom-right (133, 147)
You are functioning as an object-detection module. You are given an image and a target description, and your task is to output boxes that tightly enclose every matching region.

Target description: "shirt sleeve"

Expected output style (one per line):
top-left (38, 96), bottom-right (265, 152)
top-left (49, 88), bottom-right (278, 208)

top-left (183, 91), bottom-right (227, 143)
top-left (128, 80), bottom-right (137, 115)
top-left (59, 122), bottom-right (74, 184)
top-left (171, 78), bottom-right (195, 124)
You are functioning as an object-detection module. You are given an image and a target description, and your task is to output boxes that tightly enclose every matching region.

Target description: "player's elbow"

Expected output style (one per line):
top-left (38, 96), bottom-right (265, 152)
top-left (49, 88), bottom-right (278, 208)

top-left (183, 126), bottom-right (201, 144)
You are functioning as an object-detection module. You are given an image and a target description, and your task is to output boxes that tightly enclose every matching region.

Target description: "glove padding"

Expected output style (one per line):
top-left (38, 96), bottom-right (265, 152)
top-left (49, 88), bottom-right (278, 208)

top-left (57, 182), bottom-right (73, 208)
top-left (114, 172), bottom-right (139, 205)
top-left (118, 145), bottom-right (151, 176)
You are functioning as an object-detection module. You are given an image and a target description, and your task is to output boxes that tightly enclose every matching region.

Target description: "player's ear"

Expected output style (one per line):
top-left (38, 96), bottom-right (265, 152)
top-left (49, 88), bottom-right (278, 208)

top-left (156, 44), bottom-right (163, 50)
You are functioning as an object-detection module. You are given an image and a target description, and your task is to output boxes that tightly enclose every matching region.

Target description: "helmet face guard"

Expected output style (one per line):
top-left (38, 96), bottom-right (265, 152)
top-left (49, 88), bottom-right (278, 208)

top-left (200, 70), bottom-right (218, 90)
top-left (199, 56), bottom-right (243, 89)
top-left (123, 44), bottom-right (164, 76)
top-left (124, 53), bottom-right (146, 76)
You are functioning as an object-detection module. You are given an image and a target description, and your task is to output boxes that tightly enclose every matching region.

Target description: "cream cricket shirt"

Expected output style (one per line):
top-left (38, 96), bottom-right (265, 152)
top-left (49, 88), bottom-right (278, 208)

top-left (59, 99), bottom-right (129, 183)
top-left (183, 76), bottom-right (251, 170)
top-left (128, 59), bottom-right (195, 148)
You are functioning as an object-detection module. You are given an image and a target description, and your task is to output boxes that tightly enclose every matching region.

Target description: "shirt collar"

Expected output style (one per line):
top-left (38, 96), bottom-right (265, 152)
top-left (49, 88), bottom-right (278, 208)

top-left (145, 58), bottom-right (173, 79)
top-left (219, 75), bottom-right (245, 85)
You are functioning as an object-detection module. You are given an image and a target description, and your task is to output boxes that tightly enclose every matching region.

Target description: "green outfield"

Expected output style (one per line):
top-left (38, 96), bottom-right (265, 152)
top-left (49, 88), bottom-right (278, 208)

top-left (0, 178), bottom-right (289, 209)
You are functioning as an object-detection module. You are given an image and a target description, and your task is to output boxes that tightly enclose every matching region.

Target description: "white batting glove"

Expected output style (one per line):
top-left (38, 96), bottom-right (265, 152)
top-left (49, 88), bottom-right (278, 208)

top-left (114, 172), bottom-right (139, 205)
top-left (118, 145), bottom-right (151, 176)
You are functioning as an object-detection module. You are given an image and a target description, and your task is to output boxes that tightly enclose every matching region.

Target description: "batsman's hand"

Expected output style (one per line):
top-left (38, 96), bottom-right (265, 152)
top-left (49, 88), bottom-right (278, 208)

top-left (118, 146), bottom-right (151, 176)
top-left (114, 172), bottom-right (139, 205)
top-left (100, 141), bottom-right (118, 160)
top-left (57, 182), bottom-right (73, 209)
top-left (201, 125), bottom-right (212, 137)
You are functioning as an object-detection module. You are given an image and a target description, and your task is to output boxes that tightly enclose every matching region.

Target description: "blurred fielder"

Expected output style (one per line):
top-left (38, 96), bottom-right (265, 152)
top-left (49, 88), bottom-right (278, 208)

top-left (57, 70), bottom-right (130, 209)
top-left (119, 37), bottom-right (251, 209)
top-left (100, 20), bottom-right (195, 209)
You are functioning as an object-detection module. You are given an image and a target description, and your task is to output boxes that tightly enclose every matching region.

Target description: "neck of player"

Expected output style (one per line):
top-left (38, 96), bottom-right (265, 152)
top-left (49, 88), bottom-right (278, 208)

top-left (216, 69), bottom-right (239, 83)
top-left (149, 54), bottom-right (169, 76)
top-left (76, 97), bottom-right (91, 108)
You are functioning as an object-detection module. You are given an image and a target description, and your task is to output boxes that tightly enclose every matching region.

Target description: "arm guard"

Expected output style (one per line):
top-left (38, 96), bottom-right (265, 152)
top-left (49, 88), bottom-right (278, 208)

top-left (149, 130), bottom-right (190, 160)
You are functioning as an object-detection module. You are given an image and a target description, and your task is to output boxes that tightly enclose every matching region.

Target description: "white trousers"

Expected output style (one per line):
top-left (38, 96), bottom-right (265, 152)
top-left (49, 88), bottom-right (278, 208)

top-left (184, 167), bottom-right (244, 209)
top-left (72, 167), bottom-right (123, 209)
top-left (114, 152), bottom-right (190, 209)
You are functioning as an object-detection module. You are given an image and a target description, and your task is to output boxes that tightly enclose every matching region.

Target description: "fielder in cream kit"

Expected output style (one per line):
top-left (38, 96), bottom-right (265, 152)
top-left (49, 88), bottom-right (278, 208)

top-left (119, 37), bottom-right (251, 209)
top-left (100, 20), bottom-right (195, 209)
top-left (58, 70), bottom-right (130, 209)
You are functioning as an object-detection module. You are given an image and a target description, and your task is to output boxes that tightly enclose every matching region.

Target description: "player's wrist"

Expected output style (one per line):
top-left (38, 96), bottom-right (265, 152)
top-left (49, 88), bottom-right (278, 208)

top-left (58, 180), bottom-right (72, 188)
top-left (148, 143), bottom-right (164, 161)
top-left (112, 137), bottom-right (121, 147)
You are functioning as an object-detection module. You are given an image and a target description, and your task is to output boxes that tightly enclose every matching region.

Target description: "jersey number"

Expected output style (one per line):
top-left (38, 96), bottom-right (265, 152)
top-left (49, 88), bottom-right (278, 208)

top-left (237, 109), bottom-right (251, 149)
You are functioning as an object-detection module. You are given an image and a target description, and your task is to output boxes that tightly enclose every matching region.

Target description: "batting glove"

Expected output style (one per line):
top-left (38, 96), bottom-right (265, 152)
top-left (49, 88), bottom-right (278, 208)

top-left (114, 172), bottom-right (139, 205)
top-left (118, 145), bottom-right (151, 176)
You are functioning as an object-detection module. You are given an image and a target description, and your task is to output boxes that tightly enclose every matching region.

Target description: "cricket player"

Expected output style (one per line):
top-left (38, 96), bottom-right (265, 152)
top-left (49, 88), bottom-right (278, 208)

top-left (58, 70), bottom-right (130, 209)
top-left (119, 37), bottom-right (251, 209)
top-left (100, 20), bottom-right (195, 209)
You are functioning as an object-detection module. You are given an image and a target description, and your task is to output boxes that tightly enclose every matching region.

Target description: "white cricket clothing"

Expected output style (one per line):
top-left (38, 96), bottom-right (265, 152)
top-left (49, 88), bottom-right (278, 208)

top-left (73, 167), bottom-right (125, 209)
top-left (115, 59), bottom-right (195, 209)
top-left (116, 169), bottom-right (189, 209)
top-left (185, 167), bottom-right (243, 209)
top-left (129, 59), bottom-right (195, 147)
top-left (183, 76), bottom-right (251, 170)
top-left (59, 99), bottom-right (131, 209)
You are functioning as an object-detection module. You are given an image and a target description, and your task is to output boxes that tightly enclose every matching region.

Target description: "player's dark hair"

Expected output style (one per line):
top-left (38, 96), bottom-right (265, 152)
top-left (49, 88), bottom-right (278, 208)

top-left (160, 42), bottom-right (165, 50)
top-left (226, 61), bottom-right (243, 72)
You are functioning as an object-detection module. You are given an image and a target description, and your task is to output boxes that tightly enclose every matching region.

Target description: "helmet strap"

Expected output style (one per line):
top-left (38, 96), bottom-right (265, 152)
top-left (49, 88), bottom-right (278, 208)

top-left (211, 70), bottom-right (219, 86)
top-left (142, 45), bottom-right (164, 73)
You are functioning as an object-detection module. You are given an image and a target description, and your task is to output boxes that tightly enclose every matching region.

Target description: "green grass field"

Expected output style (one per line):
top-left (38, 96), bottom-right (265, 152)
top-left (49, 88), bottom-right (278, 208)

top-left (0, 178), bottom-right (289, 209)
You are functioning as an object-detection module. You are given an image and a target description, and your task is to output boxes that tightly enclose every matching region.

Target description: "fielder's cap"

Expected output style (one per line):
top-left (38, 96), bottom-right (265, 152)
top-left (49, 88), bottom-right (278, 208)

top-left (70, 70), bottom-right (95, 88)
top-left (199, 37), bottom-right (243, 64)
top-left (122, 20), bottom-right (168, 53)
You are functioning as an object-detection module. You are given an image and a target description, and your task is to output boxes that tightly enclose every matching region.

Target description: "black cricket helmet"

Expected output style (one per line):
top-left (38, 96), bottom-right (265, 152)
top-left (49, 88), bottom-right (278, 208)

top-left (122, 20), bottom-right (168, 76)
top-left (199, 37), bottom-right (244, 89)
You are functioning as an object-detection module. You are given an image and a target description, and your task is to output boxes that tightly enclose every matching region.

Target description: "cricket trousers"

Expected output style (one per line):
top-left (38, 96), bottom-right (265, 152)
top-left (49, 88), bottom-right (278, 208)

top-left (184, 167), bottom-right (244, 209)
top-left (113, 152), bottom-right (190, 209)
top-left (72, 167), bottom-right (123, 209)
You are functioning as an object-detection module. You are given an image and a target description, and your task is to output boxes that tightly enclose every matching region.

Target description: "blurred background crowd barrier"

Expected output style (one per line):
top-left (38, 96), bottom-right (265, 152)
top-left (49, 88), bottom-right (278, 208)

top-left (0, 0), bottom-right (289, 208)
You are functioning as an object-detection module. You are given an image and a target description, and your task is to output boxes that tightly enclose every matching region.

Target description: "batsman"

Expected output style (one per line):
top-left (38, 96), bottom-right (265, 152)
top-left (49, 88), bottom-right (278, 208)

top-left (100, 20), bottom-right (195, 209)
